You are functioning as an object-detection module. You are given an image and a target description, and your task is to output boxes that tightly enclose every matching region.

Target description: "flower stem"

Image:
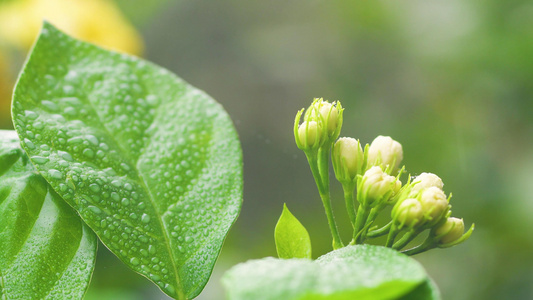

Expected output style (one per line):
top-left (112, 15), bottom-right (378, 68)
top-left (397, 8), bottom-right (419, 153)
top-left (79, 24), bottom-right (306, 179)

top-left (306, 150), bottom-right (343, 249)
top-left (352, 205), bottom-right (370, 244)
top-left (401, 237), bottom-right (437, 256)
top-left (342, 182), bottom-right (356, 229)
top-left (367, 221), bottom-right (392, 238)
top-left (392, 229), bottom-right (421, 250)
top-left (386, 225), bottom-right (400, 248)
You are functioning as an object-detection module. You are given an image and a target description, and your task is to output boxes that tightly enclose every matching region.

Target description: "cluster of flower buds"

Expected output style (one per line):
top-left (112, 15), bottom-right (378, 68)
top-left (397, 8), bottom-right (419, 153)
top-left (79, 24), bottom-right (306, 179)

top-left (294, 98), bottom-right (343, 152)
top-left (293, 98), bottom-right (474, 254)
top-left (388, 171), bottom-right (474, 254)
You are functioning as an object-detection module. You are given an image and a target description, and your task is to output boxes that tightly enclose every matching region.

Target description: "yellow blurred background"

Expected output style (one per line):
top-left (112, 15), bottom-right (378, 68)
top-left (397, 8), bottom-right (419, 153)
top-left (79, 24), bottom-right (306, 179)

top-left (1, 0), bottom-right (532, 299)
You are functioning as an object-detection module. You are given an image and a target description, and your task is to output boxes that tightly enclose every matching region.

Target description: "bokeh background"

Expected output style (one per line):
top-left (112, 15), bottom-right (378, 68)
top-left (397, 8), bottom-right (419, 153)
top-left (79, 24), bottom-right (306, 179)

top-left (1, 0), bottom-right (532, 299)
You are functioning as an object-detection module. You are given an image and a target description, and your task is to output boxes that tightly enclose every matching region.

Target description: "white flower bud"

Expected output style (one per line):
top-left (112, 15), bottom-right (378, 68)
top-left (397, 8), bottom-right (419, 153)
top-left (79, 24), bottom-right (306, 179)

top-left (297, 121), bottom-right (322, 149)
top-left (419, 186), bottom-right (448, 222)
top-left (332, 137), bottom-right (364, 182)
top-left (393, 198), bottom-right (424, 228)
top-left (367, 135), bottom-right (403, 173)
top-left (304, 98), bottom-right (342, 142)
top-left (410, 172), bottom-right (444, 196)
top-left (359, 166), bottom-right (401, 207)
top-left (318, 101), bottom-right (339, 137)
top-left (435, 217), bottom-right (465, 244)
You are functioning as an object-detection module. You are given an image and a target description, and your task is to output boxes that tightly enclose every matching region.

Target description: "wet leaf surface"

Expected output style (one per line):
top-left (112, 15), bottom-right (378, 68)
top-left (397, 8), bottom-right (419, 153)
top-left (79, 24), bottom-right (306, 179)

top-left (223, 245), bottom-right (435, 300)
top-left (12, 23), bottom-right (242, 299)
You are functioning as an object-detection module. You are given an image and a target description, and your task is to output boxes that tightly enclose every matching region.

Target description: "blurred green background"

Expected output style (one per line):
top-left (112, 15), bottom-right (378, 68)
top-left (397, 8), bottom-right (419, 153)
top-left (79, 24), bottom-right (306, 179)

top-left (1, 0), bottom-right (532, 299)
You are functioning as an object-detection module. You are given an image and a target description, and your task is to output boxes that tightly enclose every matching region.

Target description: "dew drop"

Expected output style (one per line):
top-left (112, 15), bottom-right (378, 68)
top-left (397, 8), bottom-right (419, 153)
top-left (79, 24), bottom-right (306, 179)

top-left (86, 135), bottom-right (99, 145)
top-left (111, 192), bottom-right (120, 201)
top-left (25, 110), bottom-right (39, 120)
top-left (141, 214), bottom-right (151, 224)
top-left (41, 100), bottom-right (59, 112)
top-left (64, 107), bottom-right (76, 116)
top-left (150, 274), bottom-right (161, 281)
top-left (130, 257), bottom-right (140, 265)
top-left (165, 284), bottom-right (175, 295)
top-left (48, 169), bottom-right (63, 179)
top-left (111, 180), bottom-right (122, 188)
top-left (31, 156), bottom-right (49, 164)
top-left (23, 138), bottom-right (35, 149)
top-left (89, 183), bottom-right (101, 192)
top-left (68, 136), bottom-right (83, 144)
top-left (83, 148), bottom-right (95, 158)
top-left (88, 206), bottom-right (102, 214)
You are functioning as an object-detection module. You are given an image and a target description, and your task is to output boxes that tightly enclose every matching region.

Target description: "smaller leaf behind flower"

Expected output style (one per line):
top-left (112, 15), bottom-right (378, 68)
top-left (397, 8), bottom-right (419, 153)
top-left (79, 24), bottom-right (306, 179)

top-left (275, 204), bottom-right (312, 259)
top-left (0, 130), bottom-right (97, 300)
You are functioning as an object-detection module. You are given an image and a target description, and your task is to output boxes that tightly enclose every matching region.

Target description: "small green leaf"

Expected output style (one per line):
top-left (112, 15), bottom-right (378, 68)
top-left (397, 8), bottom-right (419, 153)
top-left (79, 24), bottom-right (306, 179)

top-left (222, 245), bottom-right (433, 300)
top-left (275, 204), bottom-right (312, 259)
top-left (0, 130), bottom-right (97, 299)
top-left (12, 22), bottom-right (242, 299)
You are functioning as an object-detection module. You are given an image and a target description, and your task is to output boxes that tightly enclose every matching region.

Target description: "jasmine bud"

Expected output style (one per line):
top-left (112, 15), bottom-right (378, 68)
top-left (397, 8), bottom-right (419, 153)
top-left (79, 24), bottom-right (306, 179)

top-left (332, 137), bottom-right (364, 183)
top-left (367, 135), bottom-right (403, 174)
top-left (435, 217), bottom-right (465, 244)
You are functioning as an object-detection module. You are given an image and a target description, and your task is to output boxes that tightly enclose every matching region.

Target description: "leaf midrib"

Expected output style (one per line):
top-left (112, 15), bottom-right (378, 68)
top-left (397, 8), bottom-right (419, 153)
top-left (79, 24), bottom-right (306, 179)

top-left (75, 81), bottom-right (184, 298)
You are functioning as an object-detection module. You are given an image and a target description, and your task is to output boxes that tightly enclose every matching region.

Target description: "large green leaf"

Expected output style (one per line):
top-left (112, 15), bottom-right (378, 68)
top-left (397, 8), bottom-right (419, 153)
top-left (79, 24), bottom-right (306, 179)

top-left (0, 130), bottom-right (97, 299)
top-left (222, 245), bottom-right (433, 300)
top-left (399, 278), bottom-right (441, 300)
top-left (12, 22), bottom-right (242, 299)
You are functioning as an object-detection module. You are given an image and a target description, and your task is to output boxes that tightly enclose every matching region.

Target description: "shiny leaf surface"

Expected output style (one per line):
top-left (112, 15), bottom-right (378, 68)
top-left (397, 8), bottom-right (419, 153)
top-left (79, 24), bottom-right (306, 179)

top-left (223, 245), bottom-right (433, 300)
top-left (12, 23), bottom-right (242, 299)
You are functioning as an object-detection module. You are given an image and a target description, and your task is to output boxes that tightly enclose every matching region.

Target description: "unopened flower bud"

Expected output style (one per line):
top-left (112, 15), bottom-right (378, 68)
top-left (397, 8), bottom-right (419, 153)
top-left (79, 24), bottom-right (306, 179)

top-left (392, 198), bottom-right (424, 228)
top-left (297, 121), bottom-right (323, 149)
top-left (419, 187), bottom-right (449, 222)
top-left (304, 98), bottom-right (343, 142)
top-left (367, 135), bottom-right (403, 174)
top-left (435, 217), bottom-right (464, 244)
top-left (359, 166), bottom-right (401, 207)
top-left (318, 101), bottom-right (340, 137)
top-left (332, 137), bottom-right (364, 183)
top-left (410, 173), bottom-right (444, 197)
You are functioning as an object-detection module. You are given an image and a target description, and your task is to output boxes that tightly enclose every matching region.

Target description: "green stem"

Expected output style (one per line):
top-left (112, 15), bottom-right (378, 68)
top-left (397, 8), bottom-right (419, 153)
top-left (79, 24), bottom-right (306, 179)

top-left (342, 182), bottom-right (356, 229)
top-left (385, 225), bottom-right (400, 248)
top-left (317, 146), bottom-right (331, 185)
top-left (392, 229), bottom-right (420, 251)
top-left (320, 191), bottom-right (344, 249)
top-left (367, 221), bottom-right (392, 238)
top-left (306, 150), bottom-right (343, 249)
top-left (357, 204), bottom-right (385, 242)
top-left (401, 238), bottom-right (437, 256)
top-left (305, 153), bottom-right (325, 195)
top-left (352, 205), bottom-right (370, 244)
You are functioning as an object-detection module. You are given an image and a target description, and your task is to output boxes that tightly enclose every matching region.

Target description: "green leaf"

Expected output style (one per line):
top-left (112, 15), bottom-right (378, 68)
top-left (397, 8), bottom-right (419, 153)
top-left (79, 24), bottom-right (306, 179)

top-left (275, 204), bottom-right (312, 259)
top-left (12, 22), bottom-right (242, 299)
top-left (222, 245), bottom-right (432, 300)
top-left (399, 278), bottom-right (441, 300)
top-left (0, 130), bottom-right (97, 299)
